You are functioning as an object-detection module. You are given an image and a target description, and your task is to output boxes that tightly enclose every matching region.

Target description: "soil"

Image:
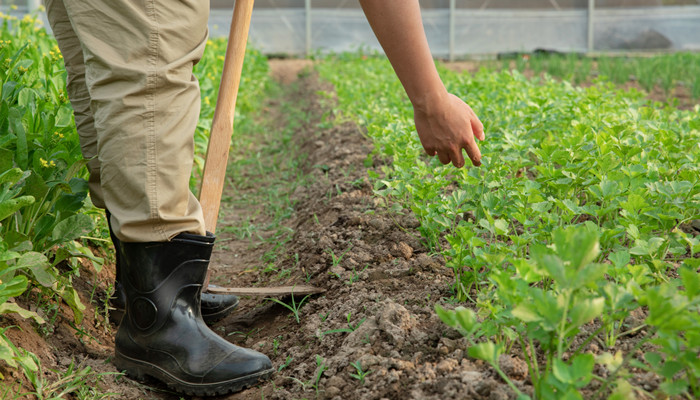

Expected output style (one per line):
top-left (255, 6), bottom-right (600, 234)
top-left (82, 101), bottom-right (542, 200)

top-left (1, 59), bottom-right (697, 400)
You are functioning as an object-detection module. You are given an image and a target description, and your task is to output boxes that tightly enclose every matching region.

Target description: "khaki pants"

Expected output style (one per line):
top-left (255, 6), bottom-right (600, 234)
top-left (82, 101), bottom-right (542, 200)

top-left (45, 0), bottom-right (209, 242)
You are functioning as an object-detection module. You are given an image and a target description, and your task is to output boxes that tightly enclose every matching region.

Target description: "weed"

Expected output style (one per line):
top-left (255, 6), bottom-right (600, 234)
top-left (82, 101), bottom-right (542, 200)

top-left (287, 354), bottom-right (327, 396)
top-left (269, 337), bottom-right (279, 357)
top-left (322, 312), bottom-right (366, 337)
top-left (266, 292), bottom-right (313, 324)
top-left (361, 333), bottom-right (371, 345)
top-left (349, 361), bottom-right (372, 385)
top-left (278, 355), bottom-right (293, 372)
top-left (345, 264), bottom-right (368, 285)
top-left (325, 244), bottom-right (353, 268)
top-left (18, 351), bottom-right (119, 400)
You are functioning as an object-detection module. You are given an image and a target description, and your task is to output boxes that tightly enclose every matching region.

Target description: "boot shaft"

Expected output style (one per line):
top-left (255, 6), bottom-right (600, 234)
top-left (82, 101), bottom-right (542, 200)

top-left (118, 232), bottom-right (215, 332)
top-left (120, 232), bottom-right (215, 293)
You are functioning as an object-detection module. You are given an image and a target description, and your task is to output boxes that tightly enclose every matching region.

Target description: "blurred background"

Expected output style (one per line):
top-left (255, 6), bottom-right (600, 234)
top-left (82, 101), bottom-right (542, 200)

top-left (211, 0), bottom-right (700, 59)
top-left (2, 0), bottom-right (699, 58)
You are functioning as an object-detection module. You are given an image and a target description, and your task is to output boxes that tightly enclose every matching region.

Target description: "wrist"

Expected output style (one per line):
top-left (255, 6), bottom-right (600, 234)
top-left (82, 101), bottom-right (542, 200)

top-left (411, 86), bottom-right (449, 117)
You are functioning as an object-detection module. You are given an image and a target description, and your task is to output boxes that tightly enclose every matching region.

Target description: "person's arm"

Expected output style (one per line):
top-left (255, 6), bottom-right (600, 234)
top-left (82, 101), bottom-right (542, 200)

top-left (358, 0), bottom-right (484, 167)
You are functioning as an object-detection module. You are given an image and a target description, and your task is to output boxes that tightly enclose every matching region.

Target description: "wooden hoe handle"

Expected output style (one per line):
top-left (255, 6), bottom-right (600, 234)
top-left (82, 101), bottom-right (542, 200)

top-left (199, 0), bottom-right (255, 233)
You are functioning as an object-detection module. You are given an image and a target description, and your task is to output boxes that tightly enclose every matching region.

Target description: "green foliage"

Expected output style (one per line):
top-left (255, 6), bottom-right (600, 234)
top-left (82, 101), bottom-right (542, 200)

top-left (319, 51), bottom-right (700, 398)
top-left (496, 51), bottom-right (700, 100)
top-left (0, 10), bottom-right (102, 387)
top-left (4, 331), bottom-right (119, 400)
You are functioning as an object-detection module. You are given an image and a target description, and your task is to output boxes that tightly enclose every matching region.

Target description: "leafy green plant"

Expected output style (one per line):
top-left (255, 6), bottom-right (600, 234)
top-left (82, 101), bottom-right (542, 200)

top-left (0, 9), bottom-right (99, 332)
top-left (319, 50), bottom-right (699, 399)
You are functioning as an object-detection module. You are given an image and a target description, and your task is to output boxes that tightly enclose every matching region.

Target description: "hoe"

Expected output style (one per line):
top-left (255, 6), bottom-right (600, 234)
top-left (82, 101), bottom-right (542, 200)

top-left (198, 0), bottom-right (323, 298)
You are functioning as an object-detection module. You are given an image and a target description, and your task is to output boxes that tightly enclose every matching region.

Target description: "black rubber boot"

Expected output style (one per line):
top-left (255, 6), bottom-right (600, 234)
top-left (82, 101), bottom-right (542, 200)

top-left (106, 210), bottom-right (238, 325)
top-left (113, 232), bottom-right (273, 396)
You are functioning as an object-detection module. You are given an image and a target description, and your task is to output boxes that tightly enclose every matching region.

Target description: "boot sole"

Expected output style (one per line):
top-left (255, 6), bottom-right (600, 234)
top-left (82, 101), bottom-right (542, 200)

top-left (114, 351), bottom-right (274, 396)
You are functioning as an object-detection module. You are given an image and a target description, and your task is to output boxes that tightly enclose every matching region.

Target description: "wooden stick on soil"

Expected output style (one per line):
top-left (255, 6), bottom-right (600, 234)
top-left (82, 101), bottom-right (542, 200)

top-left (207, 285), bottom-right (326, 297)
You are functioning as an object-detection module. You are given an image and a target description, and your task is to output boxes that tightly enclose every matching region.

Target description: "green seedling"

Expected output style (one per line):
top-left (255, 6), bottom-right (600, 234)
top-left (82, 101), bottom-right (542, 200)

top-left (345, 264), bottom-right (368, 285)
top-left (266, 293), bottom-right (312, 324)
top-left (272, 336), bottom-right (282, 356)
top-left (349, 360), bottom-right (372, 385)
top-left (325, 244), bottom-right (353, 268)
top-left (322, 312), bottom-right (366, 337)
top-left (287, 355), bottom-right (327, 395)
top-left (278, 355), bottom-right (293, 372)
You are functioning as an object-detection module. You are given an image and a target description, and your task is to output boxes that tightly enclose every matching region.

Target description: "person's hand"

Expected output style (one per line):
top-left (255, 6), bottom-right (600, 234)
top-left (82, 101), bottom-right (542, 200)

top-left (413, 93), bottom-right (485, 168)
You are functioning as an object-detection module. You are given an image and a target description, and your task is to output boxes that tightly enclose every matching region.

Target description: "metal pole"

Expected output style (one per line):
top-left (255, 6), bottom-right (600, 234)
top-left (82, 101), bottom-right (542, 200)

top-left (305, 0), bottom-right (311, 56)
top-left (449, 0), bottom-right (455, 62)
top-left (587, 0), bottom-right (595, 53)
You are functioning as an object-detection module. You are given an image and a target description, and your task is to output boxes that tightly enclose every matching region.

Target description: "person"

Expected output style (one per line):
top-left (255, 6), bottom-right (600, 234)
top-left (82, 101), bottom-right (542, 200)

top-left (44, 0), bottom-right (484, 396)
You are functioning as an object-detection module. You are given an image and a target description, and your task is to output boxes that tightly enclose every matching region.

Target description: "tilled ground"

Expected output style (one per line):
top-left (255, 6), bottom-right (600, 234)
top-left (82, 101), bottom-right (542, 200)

top-left (209, 62), bottom-right (520, 400)
top-left (3, 59), bottom-right (690, 400)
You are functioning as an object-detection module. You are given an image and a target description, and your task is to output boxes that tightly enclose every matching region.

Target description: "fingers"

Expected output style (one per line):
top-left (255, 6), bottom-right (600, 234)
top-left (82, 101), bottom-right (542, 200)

top-left (437, 151), bottom-right (451, 165)
top-left (465, 103), bottom-right (485, 141)
top-left (425, 128), bottom-right (481, 168)
top-left (472, 117), bottom-right (485, 142)
top-left (416, 95), bottom-right (485, 168)
top-left (463, 139), bottom-right (482, 167)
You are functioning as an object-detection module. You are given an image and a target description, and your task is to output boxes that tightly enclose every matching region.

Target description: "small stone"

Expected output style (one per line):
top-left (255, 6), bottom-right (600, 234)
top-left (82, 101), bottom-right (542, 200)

top-left (440, 337), bottom-right (457, 352)
top-left (436, 358), bottom-right (459, 373)
top-left (391, 359), bottom-right (415, 371)
top-left (396, 242), bottom-right (413, 260)
top-left (368, 218), bottom-right (387, 230)
top-left (326, 375), bottom-right (345, 388)
top-left (461, 370), bottom-right (481, 384)
top-left (499, 355), bottom-right (528, 381)
top-left (330, 265), bottom-right (344, 277)
top-left (325, 386), bottom-right (341, 397)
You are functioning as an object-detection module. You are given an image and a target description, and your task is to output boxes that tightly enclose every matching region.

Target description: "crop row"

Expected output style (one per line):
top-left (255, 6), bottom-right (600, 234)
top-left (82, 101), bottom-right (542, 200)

top-left (490, 51), bottom-right (700, 99)
top-left (318, 52), bottom-right (700, 399)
